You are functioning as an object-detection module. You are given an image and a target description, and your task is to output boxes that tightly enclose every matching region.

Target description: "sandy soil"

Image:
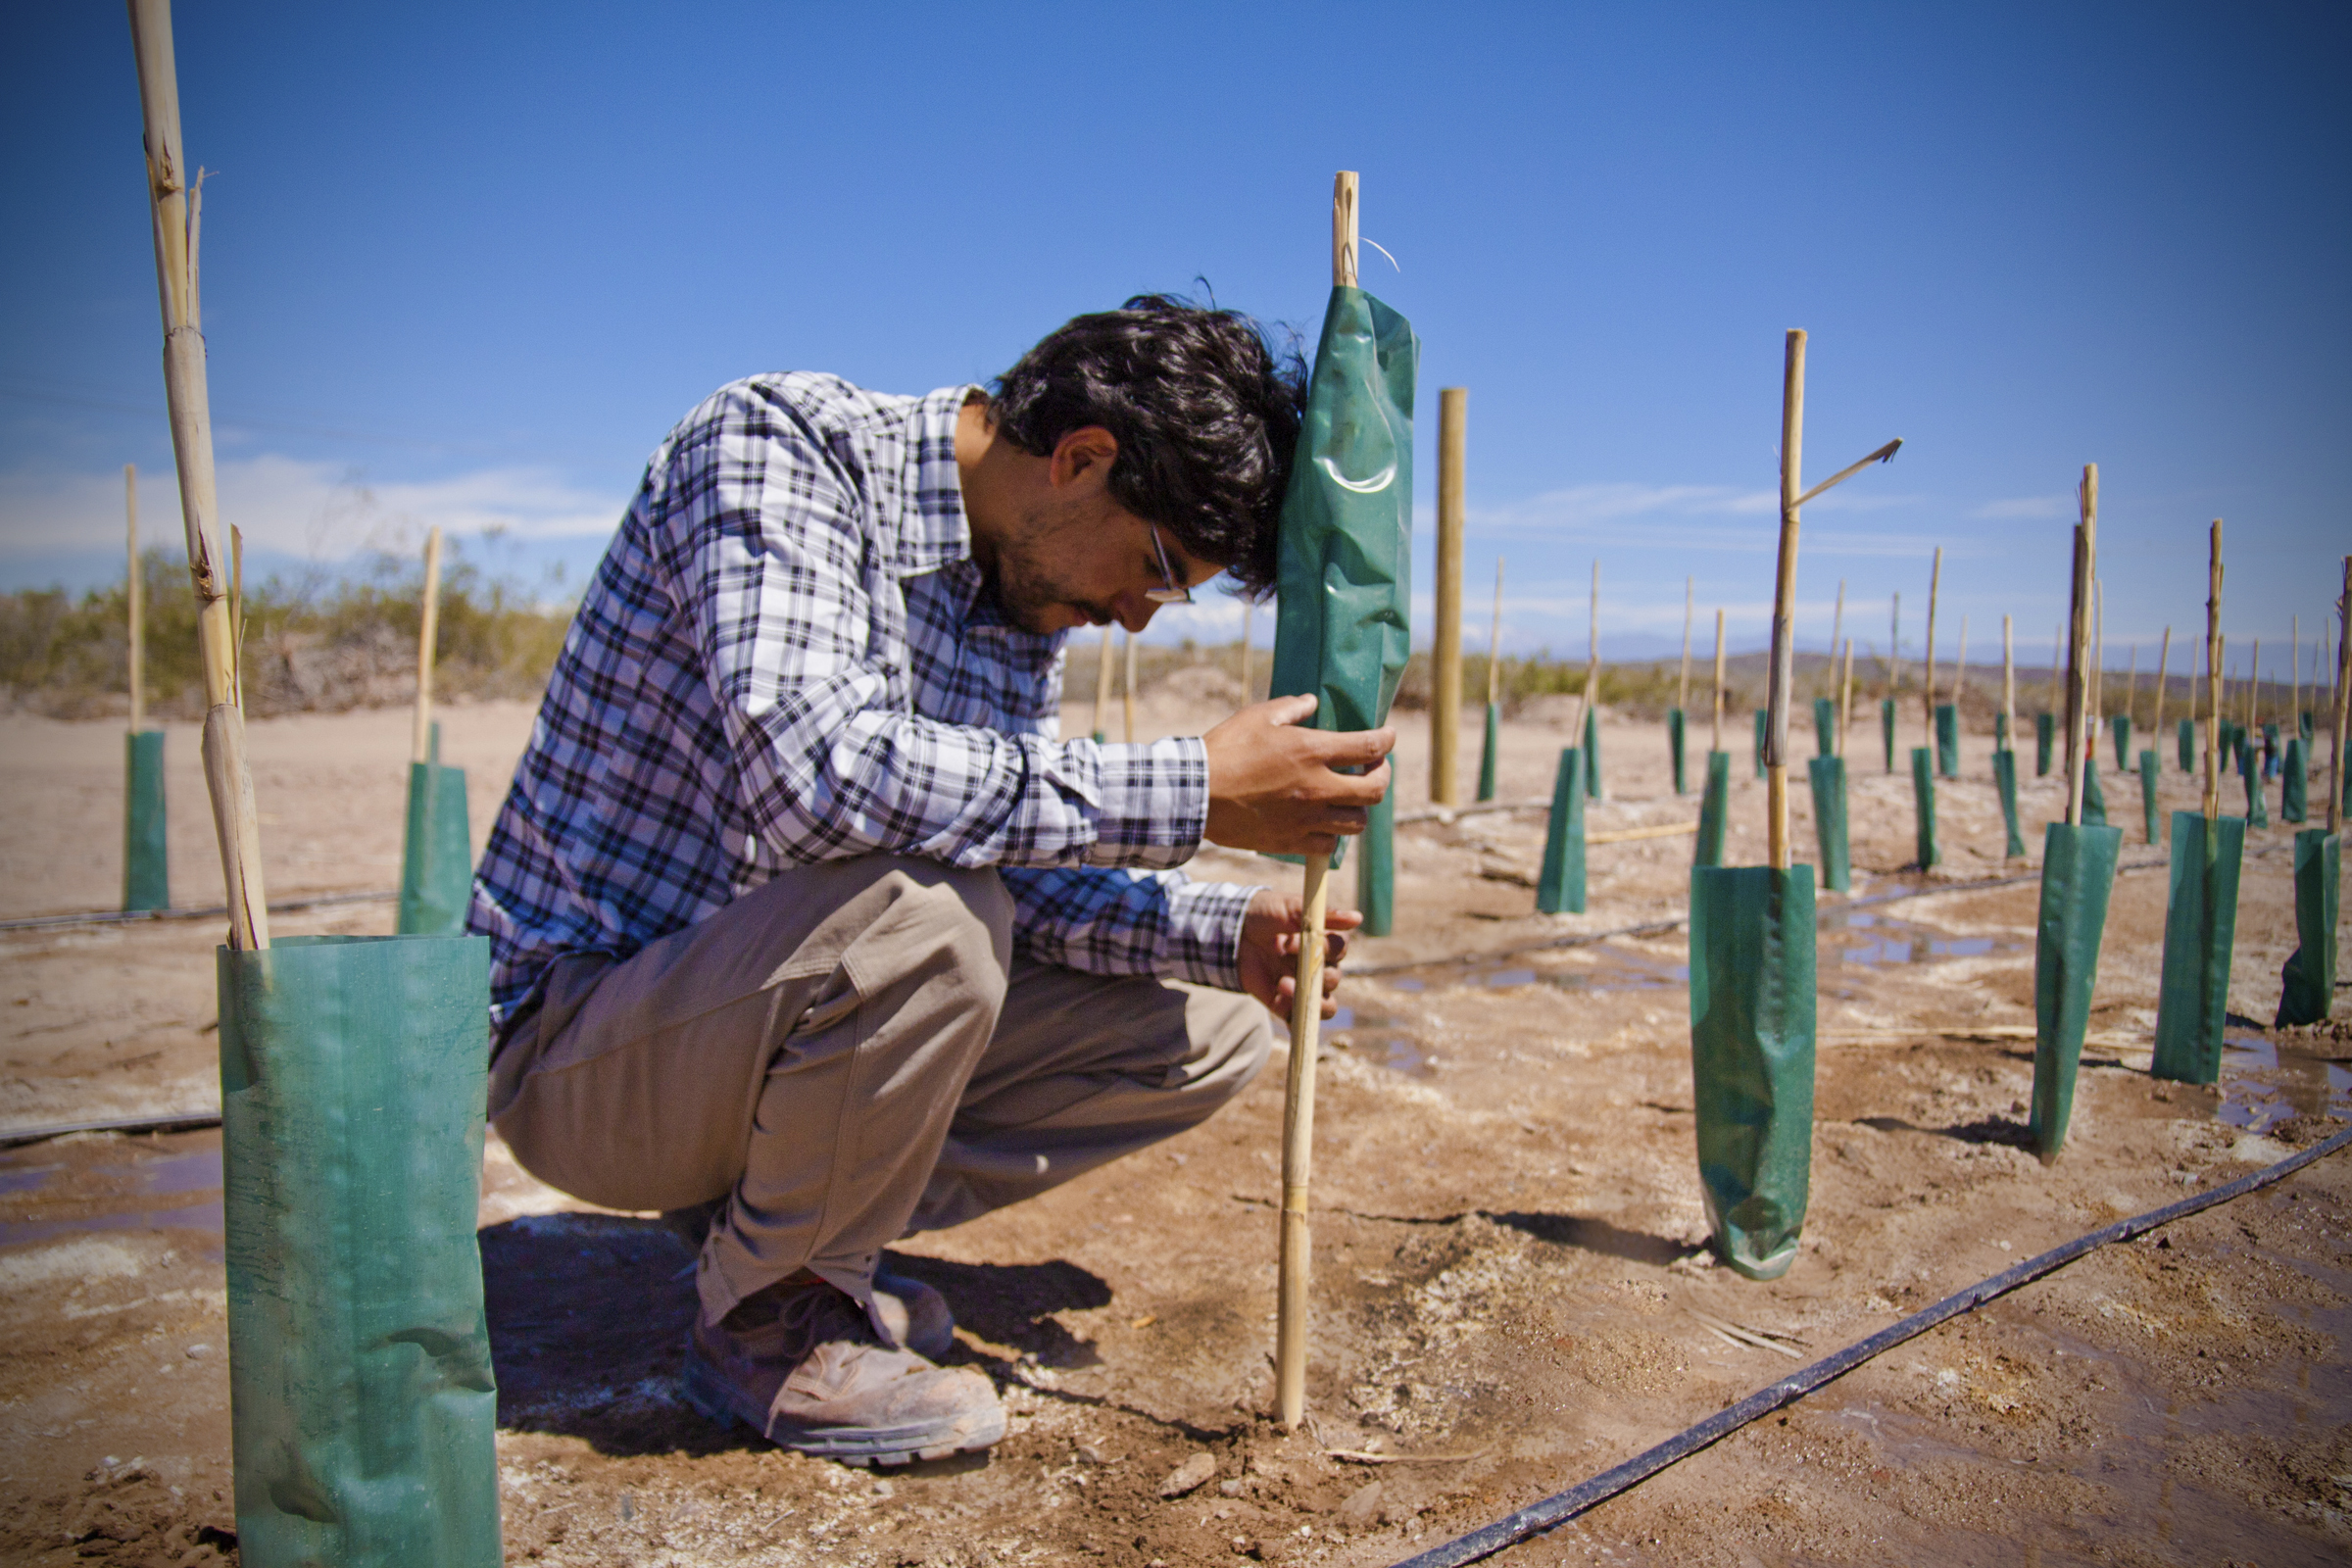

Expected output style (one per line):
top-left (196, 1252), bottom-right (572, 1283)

top-left (2, 690), bottom-right (2348, 1567)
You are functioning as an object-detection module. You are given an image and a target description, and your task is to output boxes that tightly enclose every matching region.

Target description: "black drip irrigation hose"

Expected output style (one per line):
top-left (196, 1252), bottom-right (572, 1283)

top-left (1390, 1123), bottom-right (2352, 1568)
top-left (1, 1110), bottom-right (223, 1150)
top-left (0, 888), bottom-right (395, 936)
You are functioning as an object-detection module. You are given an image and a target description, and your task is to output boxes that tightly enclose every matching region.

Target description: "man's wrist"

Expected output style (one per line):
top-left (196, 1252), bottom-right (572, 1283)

top-left (1087, 735), bottom-right (1210, 869)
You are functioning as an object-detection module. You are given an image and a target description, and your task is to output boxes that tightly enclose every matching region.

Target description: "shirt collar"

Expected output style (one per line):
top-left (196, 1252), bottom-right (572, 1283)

top-left (891, 384), bottom-right (982, 578)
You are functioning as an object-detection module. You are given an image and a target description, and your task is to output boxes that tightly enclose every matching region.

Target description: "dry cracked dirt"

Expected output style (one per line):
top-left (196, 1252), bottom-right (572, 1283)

top-left (3, 689), bottom-right (2348, 1567)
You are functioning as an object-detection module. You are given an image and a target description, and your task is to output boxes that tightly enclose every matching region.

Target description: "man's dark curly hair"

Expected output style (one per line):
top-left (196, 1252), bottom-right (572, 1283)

top-left (988, 294), bottom-right (1307, 599)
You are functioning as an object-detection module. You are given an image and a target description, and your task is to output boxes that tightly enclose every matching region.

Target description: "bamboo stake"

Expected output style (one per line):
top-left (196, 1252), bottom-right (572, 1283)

top-left (1092, 624), bottom-right (1114, 738)
top-left (125, 466), bottom-right (143, 733)
top-left (2152, 626), bottom-right (2171, 739)
top-left (1766, 330), bottom-right (1805, 871)
top-left (1953, 615), bottom-right (1969, 707)
top-left (2092, 580), bottom-right (2105, 736)
top-left (128, 0), bottom-right (266, 950)
top-left (1574, 560), bottom-right (1601, 746)
top-left (1885, 592), bottom-right (1898, 701)
top-left (1275, 168), bottom-right (1353, 1434)
top-left (1678, 575), bottom-right (1692, 710)
top-left (229, 524), bottom-right (244, 713)
top-left (2288, 615), bottom-right (2298, 725)
top-left (2047, 623), bottom-right (2063, 726)
top-left (411, 525), bottom-right (445, 764)
top-left (2002, 615), bottom-right (2015, 749)
top-left (2328, 557), bottom-right (2348, 836)
top-left (1711, 609), bottom-right (1727, 754)
top-left (1432, 387), bottom-right (1466, 805)
top-left (2065, 469), bottom-right (2097, 826)
top-left (2204, 524), bottom-right (2224, 822)
top-left (2248, 637), bottom-right (2261, 732)
top-left (2124, 642), bottom-right (2138, 731)
top-left (1923, 547), bottom-right (1941, 743)
top-left (1830, 578), bottom-right (1845, 687)
top-left (1488, 560), bottom-right (1505, 708)
top-left (1122, 628), bottom-right (1138, 744)
top-left (1839, 636), bottom-right (1855, 758)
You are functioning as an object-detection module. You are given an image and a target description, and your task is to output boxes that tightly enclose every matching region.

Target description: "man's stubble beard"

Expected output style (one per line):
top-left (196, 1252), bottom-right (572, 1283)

top-left (982, 497), bottom-right (1116, 635)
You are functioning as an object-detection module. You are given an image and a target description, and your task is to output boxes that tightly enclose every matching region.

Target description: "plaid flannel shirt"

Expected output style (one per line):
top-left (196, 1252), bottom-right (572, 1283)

top-left (470, 373), bottom-right (1262, 1036)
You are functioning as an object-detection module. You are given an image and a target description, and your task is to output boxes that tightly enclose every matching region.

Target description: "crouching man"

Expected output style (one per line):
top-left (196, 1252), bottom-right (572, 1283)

top-left (470, 296), bottom-right (1394, 1465)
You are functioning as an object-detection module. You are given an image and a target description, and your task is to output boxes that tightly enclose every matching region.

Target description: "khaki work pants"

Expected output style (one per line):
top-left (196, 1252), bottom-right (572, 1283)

top-left (488, 855), bottom-right (1269, 1327)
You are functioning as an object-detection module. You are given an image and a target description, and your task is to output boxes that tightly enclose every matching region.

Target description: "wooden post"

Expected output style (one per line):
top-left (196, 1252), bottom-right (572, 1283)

top-left (1678, 575), bottom-right (1693, 710)
top-left (128, 0), bottom-right (267, 950)
top-left (1432, 387), bottom-right (1466, 805)
top-left (412, 526), bottom-right (445, 764)
top-left (1711, 609), bottom-right (1727, 754)
top-left (1765, 329), bottom-right (1805, 871)
top-left (2204, 523), bottom-right (2224, 823)
top-left (1122, 629), bottom-right (1138, 744)
top-left (2152, 626), bottom-right (2171, 739)
top-left (2002, 614), bottom-right (2015, 749)
top-left (1092, 624), bottom-right (1114, 738)
top-left (1488, 560), bottom-right (1505, 710)
top-left (1923, 546), bottom-right (1941, 743)
top-left (125, 465), bottom-right (144, 733)
top-left (1275, 168), bottom-right (1354, 1434)
top-left (2328, 557), bottom-right (2348, 836)
top-left (2066, 468), bottom-right (2097, 826)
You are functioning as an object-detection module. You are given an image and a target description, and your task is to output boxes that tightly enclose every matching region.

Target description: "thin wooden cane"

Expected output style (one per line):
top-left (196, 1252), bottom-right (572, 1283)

top-left (1923, 547), bottom-right (1941, 744)
top-left (1839, 636), bottom-right (1855, 758)
top-left (411, 526), bottom-right (445, 764)
top-left (1712, 609), bottom-right (1727, 754)
top-left (1830, 579), bottom-right (1845, 709)
top-left (1678, 575), bottom-right (1692, 711)
top-left (1123, 629), bottom-right (1138, 744)
top-left (129, 0), bottom-right (266, 950)
top-left (2092, 581), bottom-right (2105, 743)
top-left (2289, 615), bottom-right (2298, 728)
top-left (2047, 622), bottom-right (2063, 729)
top-left (2152, 626), bottom-right (2172, 741)
top-left (2328, 557), bottom-right (2348, 836)
top-left (1766, 329), bottom-right (1806, 870)
top-left (1573, 560), bottom-right (1602, 755)
top-left (1092, 625), bottom-right (1114, 738)
top-left (2002, 615), bottom-right (2015, 751)
top-left (229, 524), bottom-right (244, 713)
top-left (1954, 615), bottom-right (1969, 708)
top-left (2204, 524), bottom-right (2224, 823)
top-left (1886, 592), bottom-right (1899, 703)
top-left (2248, 637), bottom-right (2261, 733)
top-left (1432, 388), bottom-right (1466, 805)
top-left (125, 466), bottom-right (143, 734)
top-left (1488, 560), bottom-right (1506, 709)
top-left (1275, 168), bottom-right (1354, 1433)
top-left (2065, 469), bottom-right (2098, 827)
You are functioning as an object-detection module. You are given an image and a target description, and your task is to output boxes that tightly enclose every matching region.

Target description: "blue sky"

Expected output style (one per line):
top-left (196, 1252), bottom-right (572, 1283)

top-left (4, 2), bottom-right (2346, 686)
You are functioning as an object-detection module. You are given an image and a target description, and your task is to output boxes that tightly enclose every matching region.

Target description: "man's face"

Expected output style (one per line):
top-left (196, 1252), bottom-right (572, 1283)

top-left (978, 428), bottom-right (1220, 636)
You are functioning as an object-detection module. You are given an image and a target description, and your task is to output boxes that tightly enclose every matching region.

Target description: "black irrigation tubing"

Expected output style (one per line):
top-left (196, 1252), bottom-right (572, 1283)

top-left (1, 1110), bottom-right (222, 1150)
top-left (0, 889), bottom-right (395, 936)
top-left (1355, 856), bottom-right (2181, 978)
top-left (1392, 1122), bottom-right (2352, 1568)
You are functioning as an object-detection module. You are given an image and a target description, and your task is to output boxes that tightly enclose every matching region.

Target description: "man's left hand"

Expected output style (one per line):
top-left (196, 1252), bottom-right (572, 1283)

top-left (1237, 888), bottom-right (1361, 1019)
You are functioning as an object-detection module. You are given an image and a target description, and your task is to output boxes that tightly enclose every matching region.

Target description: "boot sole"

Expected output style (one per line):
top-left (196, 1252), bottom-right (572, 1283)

top-left (681, 1342), bottom-right (1006, 1467)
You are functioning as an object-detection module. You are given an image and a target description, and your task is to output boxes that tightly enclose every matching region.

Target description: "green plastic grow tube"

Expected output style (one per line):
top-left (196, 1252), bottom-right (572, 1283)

top-left (2029, 822), bottom-right (2124, 1158)
top-left (124, 728), bottom-right (170, 913)
top-left (2151, 811), bottom-right (2246, 1083)
top-left (2274, 828), bottom-right (2338, 1027)
top-left (1537, 748), bottom-right (1587, 915)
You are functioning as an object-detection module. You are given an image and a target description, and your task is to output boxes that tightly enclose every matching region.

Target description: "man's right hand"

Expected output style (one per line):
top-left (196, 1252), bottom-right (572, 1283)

top-left (1200, 695), bottom-right (1396, 858)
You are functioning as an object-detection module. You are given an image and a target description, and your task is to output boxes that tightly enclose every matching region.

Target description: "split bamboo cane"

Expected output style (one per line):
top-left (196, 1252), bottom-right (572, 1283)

top-left (1432, 387), bottom-right (1466, 805)
top-left (1886, 593), bottom-right (1899, 703)
top-left (2124, 643), bottom-right (2138, 732)
top-left (2048, 623), bottom-right (2063, 728)
top-left (1712, 609), bottom-right (1726, 754)
top-left (2065, 469), bottom-right (2098, 827)
top-left (1092, 625), bottom-right (1114, 739)
top-left (1274, 168), bottom-right (1355, 1433)
top-left (2152, 626), bottom-right (2171, 740)
top-left (125, 466), bottom-right (143, 734)
top-left (1839, 637), bottom-right (1855, 759)
top-left (1830, 579), bottom-right (1845, 703)
top-left (1679, 576), bottom-right (1692, 711)
top-left (1924, 547), bottom-right (1941, 744)
top-left (229, 526), bottom-right (244, 712)
top-left (1765, 332), bottom-right (1805, 870)
top-left (2002, 616), bottom-right (2015, 750)
top-left (2328, 557), bottom-right (2348, 836)
top-left (1954, 616), bottom-right (1969, 708)
top-left (128, 0), bottom-right (266, 951)
top-left (2091, 580), bottom-right (2105, 746)
top-left (1122, 629), bottom-right (1137, 744)
top-left (1574, 560), bottom-right (1601, 744)
top-left (1489, 560), bottom-right (1506, 709)
top-left (2248, 637), bottom-right (2261, 733)
top-left (2289, 615), bottom-right (2298, 727)
top-left (411, 526), bottom-right (444, 765)
top-left (2204, 524), bottom-right (2224, 823)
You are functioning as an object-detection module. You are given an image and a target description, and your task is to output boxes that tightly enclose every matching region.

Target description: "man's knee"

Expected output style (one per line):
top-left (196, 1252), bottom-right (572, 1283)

top-left (1184, 987), bottom-right (1273, 1112)
top-left (841, 857), bottom-right (1014, 1010)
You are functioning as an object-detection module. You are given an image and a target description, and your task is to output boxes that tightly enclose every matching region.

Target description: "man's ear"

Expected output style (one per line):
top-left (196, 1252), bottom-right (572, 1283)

top-left (1048, 426), bottom-right (1120, 494)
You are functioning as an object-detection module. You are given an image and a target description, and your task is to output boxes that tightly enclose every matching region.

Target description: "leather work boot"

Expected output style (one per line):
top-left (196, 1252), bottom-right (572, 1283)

top-left (661, 1204), bottom-right (956, 1358)
top-left (682, 1275), bottom-right (1004, 1465)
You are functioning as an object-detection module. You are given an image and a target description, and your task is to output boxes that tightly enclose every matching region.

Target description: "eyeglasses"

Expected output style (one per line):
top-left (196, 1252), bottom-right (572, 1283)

top-left (1145, 525), bottom-right (1193, 606)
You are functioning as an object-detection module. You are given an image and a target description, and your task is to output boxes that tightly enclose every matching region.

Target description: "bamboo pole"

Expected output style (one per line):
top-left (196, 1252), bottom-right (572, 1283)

top-left (1275, 168), bottom-right (1353, 1433)
top-left (412, 526), bottom-right (445, 764)
top-left (2289, 615), bottom-right (2298, 725)
top-left (2152, 626), bottom-right (2171, 739)
top-left (1953, 615), bottom-right (1969, 707)
top-left (1839, 636), bottom-right (1855, 758)
top-left (1885, 593), bottom-right (1898, 701)
top-left (229, 524), bottom-right (244, 712)
top-left (2092, 581), bottom-right (2105, 735)
top-left (1678, 575), bottom-right (1692, 710)
top-left (1432, 388), bottom-right (1466, 805)
top-left (1711, 609), bottom-right (1727, 753)
top-left (1574, 560), bottom-right (1601, 747)
top-left (2047, 623), bottom-right (2063, 724)
top-left (1122, 628), bottom-right (1138, 744)
top-left (2328, 557), bottom-right (2348, 836)
top-left (128, 0), bottom-right (266, 950)
top-left (1765, 329), bottom-right (1805, 870)
top-left (2248, 637), bottom-right (2261, 732)
top-left (2122, 641), bottom-right (2136, 731)
top-left (1092, 625), bottom-right (1114, 738)
top-left (1830, 578), bottom-right (1845, 690)
top-left (125, 466), bottom-right (143, 733)
top-left (2065, 468), bottom-right (2097, 826)
top-left (2204, 524), bottom-right (2223, 822)
top-left (1923, 547), bottom-right (1941, 742)
top-left (2002, 615), bottom-right (2015, 749)
top-left (1488, 560), bottom-right (1505, 708)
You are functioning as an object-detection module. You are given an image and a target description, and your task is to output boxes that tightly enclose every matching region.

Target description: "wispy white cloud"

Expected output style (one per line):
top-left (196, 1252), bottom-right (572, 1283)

top-left (0, 454), bottom-right (627, 561)
top-left (1970, 494), bottom-right (2071, 519)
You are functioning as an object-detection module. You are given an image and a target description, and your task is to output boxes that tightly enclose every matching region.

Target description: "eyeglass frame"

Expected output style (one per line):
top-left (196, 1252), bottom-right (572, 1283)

top-left (1144, 524), bottom-right (1194, 606)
